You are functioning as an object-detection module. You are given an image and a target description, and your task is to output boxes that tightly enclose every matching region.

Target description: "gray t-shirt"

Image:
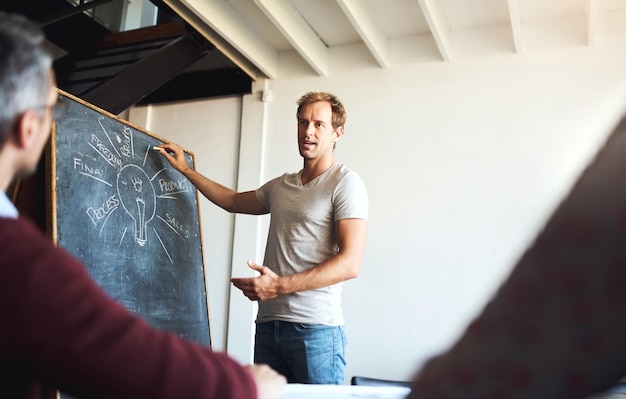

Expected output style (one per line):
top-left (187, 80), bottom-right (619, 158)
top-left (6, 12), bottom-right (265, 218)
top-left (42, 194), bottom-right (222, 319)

top-left (255, 163), bottom-right (368, 325)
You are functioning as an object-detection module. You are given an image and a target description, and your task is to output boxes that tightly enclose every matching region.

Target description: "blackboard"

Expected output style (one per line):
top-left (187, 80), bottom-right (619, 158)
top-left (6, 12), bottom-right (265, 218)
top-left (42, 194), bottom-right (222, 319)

top-left (51, 90), bottom-right (211, 349)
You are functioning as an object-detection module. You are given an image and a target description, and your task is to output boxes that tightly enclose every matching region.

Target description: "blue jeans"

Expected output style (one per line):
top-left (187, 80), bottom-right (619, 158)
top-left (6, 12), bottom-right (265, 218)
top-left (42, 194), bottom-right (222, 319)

top-left (254, 321), bottom-right (347, 384)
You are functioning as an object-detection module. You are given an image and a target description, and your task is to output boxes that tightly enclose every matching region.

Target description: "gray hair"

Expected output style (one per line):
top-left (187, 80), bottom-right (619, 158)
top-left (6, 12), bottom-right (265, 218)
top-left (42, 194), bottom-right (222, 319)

top-left (0, 11), bottom-right (54, 145)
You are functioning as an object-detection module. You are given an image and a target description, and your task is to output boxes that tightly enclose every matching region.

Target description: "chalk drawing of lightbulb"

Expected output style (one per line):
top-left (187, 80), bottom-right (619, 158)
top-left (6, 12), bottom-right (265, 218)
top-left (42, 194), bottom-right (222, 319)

top-left (117, 164), bottom-right (156, 247)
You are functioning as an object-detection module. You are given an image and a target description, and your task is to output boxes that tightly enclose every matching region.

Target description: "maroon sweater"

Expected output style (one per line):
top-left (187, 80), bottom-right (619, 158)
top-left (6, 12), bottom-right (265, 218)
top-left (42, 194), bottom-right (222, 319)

top-left (0, 217), bottom-right (256, 399)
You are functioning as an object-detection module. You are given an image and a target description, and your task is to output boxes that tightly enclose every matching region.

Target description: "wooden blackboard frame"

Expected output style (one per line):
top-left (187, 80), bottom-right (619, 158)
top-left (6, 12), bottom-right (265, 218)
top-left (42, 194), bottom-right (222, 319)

top-left (49, 89), bottom-right (212, 351)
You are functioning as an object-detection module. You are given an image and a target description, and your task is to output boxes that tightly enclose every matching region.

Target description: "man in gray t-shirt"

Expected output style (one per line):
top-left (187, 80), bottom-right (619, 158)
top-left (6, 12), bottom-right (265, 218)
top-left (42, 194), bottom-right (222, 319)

top-left (157, 91), bottom-right (368, 385)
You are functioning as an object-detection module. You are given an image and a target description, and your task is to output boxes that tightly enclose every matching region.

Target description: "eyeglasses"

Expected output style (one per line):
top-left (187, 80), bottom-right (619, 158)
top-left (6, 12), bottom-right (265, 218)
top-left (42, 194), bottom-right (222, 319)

top-left (34, 96), bottom-right (68, 122)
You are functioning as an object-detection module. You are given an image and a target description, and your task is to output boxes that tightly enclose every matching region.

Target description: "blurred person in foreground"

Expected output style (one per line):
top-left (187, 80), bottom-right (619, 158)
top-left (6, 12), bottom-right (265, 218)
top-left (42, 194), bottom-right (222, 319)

top-left (0, 10), bottom-right (285, 399)
top-left (408, 112), bottom-right (626, 398)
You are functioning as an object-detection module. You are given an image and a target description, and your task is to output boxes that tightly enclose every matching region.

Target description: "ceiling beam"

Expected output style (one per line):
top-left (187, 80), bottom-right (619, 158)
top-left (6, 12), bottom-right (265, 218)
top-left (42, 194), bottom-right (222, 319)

top-left (507, 0), bottom-right (523, 53)
top-left (254, 0), bottom-right (329, 76)
top-left (587, 0), bottom-right (599, 46)
top-left (416, 0), bottom-right (451, 62)
top-left (165, 0), bottom-right (277, 79)
top-left (336, 0), bottom-right (389, 68)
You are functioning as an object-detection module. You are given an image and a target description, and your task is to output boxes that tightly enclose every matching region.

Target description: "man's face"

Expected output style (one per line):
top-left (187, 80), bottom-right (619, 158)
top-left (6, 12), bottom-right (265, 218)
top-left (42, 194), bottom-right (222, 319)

top-left (297, 101), bottom-right (342, 161)
top-left (17, 70), bottom-right (57, 179)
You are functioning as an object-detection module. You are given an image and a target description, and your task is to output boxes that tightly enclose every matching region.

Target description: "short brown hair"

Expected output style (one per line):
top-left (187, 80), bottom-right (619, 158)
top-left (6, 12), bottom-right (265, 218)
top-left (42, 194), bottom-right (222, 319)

top-left (296, 92), bottom-right (346, 130)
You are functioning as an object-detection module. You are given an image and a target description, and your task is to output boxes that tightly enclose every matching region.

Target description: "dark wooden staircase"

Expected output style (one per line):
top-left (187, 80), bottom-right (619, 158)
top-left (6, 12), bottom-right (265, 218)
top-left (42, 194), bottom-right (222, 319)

top-left (1, 0), bottom-right (252, 114)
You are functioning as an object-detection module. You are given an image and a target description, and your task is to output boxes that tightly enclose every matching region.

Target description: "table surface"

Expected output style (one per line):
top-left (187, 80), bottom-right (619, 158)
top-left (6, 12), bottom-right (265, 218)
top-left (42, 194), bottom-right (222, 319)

top-left (283, 384), bottom-right (411, 399)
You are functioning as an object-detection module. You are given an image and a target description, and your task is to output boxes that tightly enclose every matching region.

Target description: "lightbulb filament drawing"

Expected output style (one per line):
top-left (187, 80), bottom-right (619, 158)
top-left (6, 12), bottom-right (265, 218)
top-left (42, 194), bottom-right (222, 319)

top-left (117, 164), bottom-right (156, 246)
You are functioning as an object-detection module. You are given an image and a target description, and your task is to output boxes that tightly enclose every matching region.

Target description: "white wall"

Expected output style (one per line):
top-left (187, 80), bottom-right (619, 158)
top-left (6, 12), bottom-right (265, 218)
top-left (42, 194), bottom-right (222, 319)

top-left (130, 42), bottom-right (626, 383)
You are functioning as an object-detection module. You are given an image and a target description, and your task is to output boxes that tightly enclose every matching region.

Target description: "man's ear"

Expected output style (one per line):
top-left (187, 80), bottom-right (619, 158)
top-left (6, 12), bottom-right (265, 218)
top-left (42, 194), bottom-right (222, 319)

top-left (334, 126), bottom-right (344, 140)
top-left (13, 109), bottom-right (39, 149)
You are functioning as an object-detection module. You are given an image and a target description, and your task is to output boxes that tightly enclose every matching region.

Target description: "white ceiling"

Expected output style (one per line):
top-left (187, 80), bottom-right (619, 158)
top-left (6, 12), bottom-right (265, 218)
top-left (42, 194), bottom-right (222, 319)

top-left (165, 0), bottom-right (626, 81)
